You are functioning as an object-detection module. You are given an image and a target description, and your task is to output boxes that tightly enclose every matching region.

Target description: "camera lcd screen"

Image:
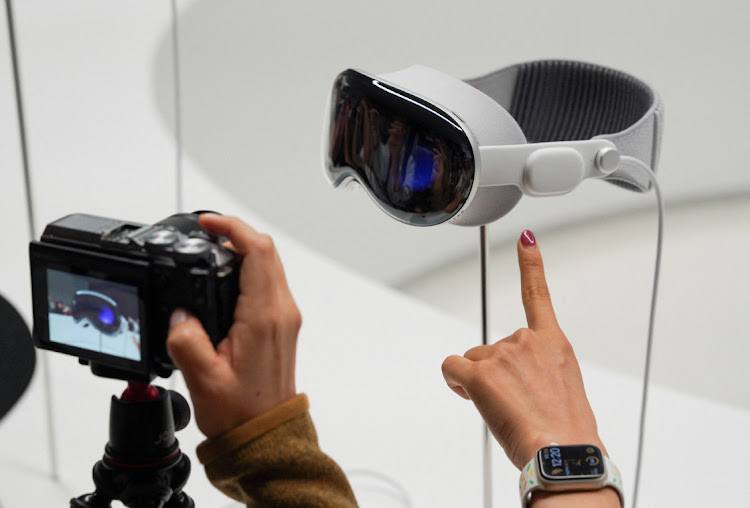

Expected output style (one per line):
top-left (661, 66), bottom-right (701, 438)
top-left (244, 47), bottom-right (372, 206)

top-left (46, 269), bottom-right (141, 362)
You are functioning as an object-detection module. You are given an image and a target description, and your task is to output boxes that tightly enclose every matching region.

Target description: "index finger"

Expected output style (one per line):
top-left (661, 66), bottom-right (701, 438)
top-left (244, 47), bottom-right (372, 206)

top-left (198, 213), bottom-right (293, 311)
top-left (517, 230), bottom-right (558, 330)
top-left (198, 214), bottom-right (261, 256)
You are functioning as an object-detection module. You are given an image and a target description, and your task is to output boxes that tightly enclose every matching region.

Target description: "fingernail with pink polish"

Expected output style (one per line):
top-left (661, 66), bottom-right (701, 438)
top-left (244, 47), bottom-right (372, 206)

top-left (520, 230), bottom-right (536, 248)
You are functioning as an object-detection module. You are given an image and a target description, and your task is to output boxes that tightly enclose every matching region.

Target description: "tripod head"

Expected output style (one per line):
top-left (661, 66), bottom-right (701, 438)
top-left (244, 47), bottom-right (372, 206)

top-left (72, 382), bottom-right (194, 508)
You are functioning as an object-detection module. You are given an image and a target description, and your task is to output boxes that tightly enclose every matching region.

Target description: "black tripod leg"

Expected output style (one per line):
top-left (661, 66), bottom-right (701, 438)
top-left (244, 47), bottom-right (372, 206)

top-left (164, 454), bottom-right (194, 508)
top-left (71, 492), bottom-right (112, 508)
top-left (164, 492), bottom-right (195, 508)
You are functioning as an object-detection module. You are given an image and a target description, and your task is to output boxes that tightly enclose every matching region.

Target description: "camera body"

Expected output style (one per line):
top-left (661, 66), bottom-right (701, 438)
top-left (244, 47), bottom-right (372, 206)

top-left (29, 212), bottom-right (240, 382)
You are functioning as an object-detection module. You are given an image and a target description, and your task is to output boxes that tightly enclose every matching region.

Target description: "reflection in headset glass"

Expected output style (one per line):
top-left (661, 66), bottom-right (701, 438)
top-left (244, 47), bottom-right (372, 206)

top-left (46, 269), bottom-right (141, 361)
top-left (328, 71), bottom-right (474, 225)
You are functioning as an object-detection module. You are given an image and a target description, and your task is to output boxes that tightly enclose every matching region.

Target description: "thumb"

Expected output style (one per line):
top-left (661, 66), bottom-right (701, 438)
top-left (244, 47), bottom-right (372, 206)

top-left (441, 355), bottom-right (474, 400)
top-left (167, 309), bottom-right (218, 387)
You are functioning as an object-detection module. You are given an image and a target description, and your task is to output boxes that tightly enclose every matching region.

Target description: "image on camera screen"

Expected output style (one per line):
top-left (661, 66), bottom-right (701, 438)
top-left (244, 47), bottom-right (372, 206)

top-left (46, 269), bottom-right (141, 362)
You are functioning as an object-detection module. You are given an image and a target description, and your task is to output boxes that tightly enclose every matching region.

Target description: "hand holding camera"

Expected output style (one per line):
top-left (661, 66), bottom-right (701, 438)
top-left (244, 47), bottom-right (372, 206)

top-left (30, 211), bottom-right (240, 382)
top-left (167, 214), bottom-right (302, 439)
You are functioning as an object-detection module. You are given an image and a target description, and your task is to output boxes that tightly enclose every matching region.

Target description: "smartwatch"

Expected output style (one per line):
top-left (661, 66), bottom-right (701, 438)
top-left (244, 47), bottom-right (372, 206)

top-left (519, 444), bottom-right (624, 507)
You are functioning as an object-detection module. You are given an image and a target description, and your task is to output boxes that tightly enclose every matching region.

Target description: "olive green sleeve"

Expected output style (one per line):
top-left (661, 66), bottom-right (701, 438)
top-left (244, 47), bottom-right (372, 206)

top-left (196, 394), bottom-right (358, 508)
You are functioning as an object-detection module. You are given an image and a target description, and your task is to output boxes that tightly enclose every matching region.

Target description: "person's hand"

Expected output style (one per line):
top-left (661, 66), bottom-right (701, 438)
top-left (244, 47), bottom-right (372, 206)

top-left (441, 230), bottom-right (605, 470)
top-left (167, 214), bottom-right (301, 439)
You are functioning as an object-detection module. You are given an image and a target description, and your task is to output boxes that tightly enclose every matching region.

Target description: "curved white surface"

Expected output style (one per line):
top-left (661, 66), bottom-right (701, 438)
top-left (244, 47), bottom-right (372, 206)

top-left (404, 196), bottom-right (750, 411)
top-left (150, 0), bottom-right (750, 285)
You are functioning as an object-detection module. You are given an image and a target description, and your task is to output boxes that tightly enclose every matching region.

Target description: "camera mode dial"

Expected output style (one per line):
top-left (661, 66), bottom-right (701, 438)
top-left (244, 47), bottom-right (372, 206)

top-left (145, 230), bottom-right (179, 254)
top-left (173, 238), bottom-right (211, 264)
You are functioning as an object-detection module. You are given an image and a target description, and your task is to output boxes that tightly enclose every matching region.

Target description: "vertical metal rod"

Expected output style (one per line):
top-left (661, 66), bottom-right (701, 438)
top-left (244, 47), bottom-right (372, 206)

top-left (4, 0), bottom-right (33, 233)
top-left (170, 0), bottom-right (183, 214)
top-left (479, 225), bottom-right (492, 508)
top-left (169, 0), bottom-right (183, 394)
top-left (5, 0), bottom-right (59, 481)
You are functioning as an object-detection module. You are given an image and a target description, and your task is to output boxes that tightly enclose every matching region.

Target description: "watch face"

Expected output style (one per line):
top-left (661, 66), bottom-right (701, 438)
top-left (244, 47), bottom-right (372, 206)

top-left (538, 445), bottom-right (606, 482)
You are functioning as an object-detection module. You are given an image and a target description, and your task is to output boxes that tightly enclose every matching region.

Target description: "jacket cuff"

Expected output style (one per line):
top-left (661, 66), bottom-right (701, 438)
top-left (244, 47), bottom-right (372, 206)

top-left (196, 393), bottom-right (309, 466)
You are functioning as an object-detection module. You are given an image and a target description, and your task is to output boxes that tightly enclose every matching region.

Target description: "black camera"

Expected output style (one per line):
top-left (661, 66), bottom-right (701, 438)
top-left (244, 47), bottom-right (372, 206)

top-left (29, 212), bottom-right (240, 382)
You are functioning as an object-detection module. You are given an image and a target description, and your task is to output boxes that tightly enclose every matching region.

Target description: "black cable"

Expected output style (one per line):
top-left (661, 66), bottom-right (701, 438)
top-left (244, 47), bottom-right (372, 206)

top-left (4, 0), bottom-right (59, 481)
top-left (4, 0), bottom-right (34, 240)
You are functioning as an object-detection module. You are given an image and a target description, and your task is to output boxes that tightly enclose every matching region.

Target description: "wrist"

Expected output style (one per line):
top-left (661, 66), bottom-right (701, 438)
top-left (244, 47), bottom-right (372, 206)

top-left (517, 432), bottom-right (607, 470)
top-left (530, 487), bottom-right (621, 507)
top-left (197, 390), bottom-right (299, 439)
top-left (196, 393), bottom-right (309, 465)
top-left (519, 443), bottom-right (623, 508)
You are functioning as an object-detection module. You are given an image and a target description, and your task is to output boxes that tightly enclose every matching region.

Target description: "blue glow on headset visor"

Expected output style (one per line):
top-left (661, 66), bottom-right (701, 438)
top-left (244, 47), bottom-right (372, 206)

top-left (325, 70), bottom-right (475, 226)
top-left (98, 306), bottom-right (115, 326)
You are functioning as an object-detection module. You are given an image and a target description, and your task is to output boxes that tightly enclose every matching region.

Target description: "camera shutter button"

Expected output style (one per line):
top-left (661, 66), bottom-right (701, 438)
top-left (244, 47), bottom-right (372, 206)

top-left (188, 230), bottom-right (211, 241)
top-left (173, 238), bottom-right (211, 263)
top-left (145, 230), bottom-right (179, 253)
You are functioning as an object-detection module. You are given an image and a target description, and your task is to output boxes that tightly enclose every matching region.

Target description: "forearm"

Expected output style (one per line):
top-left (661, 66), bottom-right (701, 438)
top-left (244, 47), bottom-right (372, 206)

top-left (531, 487), bottom-right (621, 507)
top-left (198, 394), bottom-right (358, 507)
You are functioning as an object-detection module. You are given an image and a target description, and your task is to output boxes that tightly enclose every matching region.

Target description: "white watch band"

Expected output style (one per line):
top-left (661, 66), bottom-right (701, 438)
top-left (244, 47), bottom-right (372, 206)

top-left (519, 451), bottom-right (624, 507)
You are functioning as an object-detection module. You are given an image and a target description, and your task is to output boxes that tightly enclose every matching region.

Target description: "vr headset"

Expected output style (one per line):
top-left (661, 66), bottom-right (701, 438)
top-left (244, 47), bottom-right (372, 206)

top-left (323, 60), bottom-right (662, 226)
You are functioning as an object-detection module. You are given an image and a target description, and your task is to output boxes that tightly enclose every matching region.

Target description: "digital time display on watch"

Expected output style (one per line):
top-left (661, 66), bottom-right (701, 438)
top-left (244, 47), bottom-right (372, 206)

top-left (538, 445), bottom-right (606, 481)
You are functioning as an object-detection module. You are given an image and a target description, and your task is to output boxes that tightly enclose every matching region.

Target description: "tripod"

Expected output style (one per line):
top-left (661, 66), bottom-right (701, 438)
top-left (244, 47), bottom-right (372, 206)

top-left (71, 382), bottom-right (195, 508)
